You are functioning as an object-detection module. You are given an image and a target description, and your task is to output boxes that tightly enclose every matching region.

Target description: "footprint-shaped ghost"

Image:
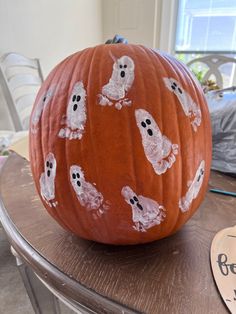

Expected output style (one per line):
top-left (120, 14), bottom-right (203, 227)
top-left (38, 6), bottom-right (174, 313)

top-left (58, 81), bottom-right (87, 140)
top-left (163, 77), bottom-right (202, 132)
top-left (121, 186), bottom-right (166, 232)
top-left (70, 165), bottom-right (109, 219)
top-left (98, 54), bottom-right (135, 110)
top-left (31, 86), bottom-right (55, 133)
top-left (135, 109), bottom-right (178, 175)
top-left (179, 160), bottom-right (205, 212)
top-left (40, 152), bottom-right (57, 207)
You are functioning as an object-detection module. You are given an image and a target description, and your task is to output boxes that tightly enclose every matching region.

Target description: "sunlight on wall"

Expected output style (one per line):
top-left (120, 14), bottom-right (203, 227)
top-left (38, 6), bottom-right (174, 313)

top-left (0, 0), bottom-right (103, 76)
top-left (0, 0), bottom-right (103, 130)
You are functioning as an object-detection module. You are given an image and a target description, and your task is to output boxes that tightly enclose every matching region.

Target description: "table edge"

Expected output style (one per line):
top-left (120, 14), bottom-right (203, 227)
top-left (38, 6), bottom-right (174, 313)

top-left (0, 155), bottom-right (138, 314)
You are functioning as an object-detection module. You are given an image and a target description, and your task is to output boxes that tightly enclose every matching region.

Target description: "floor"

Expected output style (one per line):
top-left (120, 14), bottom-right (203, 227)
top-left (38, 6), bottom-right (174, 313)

top-left (0, 224), bottom-right (75, 314)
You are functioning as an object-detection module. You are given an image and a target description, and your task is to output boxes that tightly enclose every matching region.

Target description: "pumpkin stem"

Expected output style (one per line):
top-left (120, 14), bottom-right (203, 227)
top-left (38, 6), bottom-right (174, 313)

top-left (105, 35), bottom-right (128, 44)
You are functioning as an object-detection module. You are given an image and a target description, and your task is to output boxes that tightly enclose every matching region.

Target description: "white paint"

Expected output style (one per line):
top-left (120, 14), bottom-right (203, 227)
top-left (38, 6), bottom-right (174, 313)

top-left (70, 165), bottom-right (109, 219)
top-left (40, 152), bottom-right (57, 207)
top-left (121, 186), bottom-right (166, 232)
top-left (98, 55), bottom-right (134, 110)
top-left (31, 85), bottom-right (56, 133)
top-left (58, 82), bottom-right (87, 140)
top-left (135, 108), bottom-right (178, 175)
top-left (179, 160), bottom-right (205, 213)
top-left (163, 77), bottom-right (202, 132)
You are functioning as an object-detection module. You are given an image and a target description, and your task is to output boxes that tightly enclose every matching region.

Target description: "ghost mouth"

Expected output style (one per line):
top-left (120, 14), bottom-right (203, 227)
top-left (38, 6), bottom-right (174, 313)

top-left (137, 203), bottom-right (143, 210)
top-left (120, 71), bottom-right (125, 78)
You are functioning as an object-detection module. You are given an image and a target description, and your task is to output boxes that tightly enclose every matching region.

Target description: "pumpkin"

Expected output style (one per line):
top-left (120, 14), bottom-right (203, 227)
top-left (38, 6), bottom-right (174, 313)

top-left (29, 36), bottom-right (212, 245)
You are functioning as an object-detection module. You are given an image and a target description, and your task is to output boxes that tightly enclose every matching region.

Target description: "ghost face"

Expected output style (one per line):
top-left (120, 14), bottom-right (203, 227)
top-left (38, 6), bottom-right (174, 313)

top-left (70, 165), bottom-right (105, 212)
top-left (40, 152), bottom-right (57, 204)
top-left (32, 86), bottom-right (55, 128)
top-left (121, 186), bottom-right (165, 231)
top-left (163, 77), bottom-right (190, 115)
top-left (121, 186), bottom-right (144, 212)
top-left (191, 160), bottom-right (205, 197)
top-left (111, 56), bottom-right (135, 89)
top-left (67, 82), bottom-right (87, 130)
top-left (135, 109), bottom-right (162, 142)
top-left (45, 153), bottom-right (57, 181)
top-left (179, 160), bottom-right (205, 212)
top-left (70, 165), bottom-right (85, 195)
top-left (135, 108), bottom-right (178, 174)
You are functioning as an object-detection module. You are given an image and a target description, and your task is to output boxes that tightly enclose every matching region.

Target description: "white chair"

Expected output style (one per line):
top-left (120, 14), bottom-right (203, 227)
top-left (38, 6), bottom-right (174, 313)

top-left (0, 52), bottom-right (43, 131)
top-left (187, 54), bottom-right (236, 89)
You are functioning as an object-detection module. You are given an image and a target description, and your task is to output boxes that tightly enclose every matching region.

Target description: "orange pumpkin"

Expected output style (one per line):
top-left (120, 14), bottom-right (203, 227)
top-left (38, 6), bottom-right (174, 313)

top-left (29, 39), bottom-right (212, 245)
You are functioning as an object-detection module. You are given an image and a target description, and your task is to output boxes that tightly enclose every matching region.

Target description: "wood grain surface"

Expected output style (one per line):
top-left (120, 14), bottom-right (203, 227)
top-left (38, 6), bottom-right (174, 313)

top-left (1, 153), bottom-right (236, 314)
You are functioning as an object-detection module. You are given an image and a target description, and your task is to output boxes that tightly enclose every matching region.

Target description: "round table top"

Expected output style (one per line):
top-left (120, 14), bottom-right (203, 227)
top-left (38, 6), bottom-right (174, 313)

top-left (0, 153), bottom-right (236, 314)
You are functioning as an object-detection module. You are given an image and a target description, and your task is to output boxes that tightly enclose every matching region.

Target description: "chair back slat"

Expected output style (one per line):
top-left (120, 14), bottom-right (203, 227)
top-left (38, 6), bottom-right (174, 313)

top-left (8, 74), bottom-right (42, 91)
top-left (0, 52), bottom-right (44, 131)
top-left (1, 53), bottom-right (39, 71)
top-left (187, 54), bottom-right (236, 89)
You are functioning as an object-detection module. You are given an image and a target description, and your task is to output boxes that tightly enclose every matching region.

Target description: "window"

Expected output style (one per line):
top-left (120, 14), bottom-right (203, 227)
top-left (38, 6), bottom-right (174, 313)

top-left (175, 0), bottom-right (236, 54)
top-left (175, 0), bottom-right (236, 87)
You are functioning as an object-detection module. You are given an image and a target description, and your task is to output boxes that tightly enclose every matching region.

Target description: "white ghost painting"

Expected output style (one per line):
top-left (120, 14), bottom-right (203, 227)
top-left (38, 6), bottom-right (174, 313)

top-left (163, 77), bottom-right (202, 132)
top-left (31, 86), bottom-right (55, 133)
top-left (179, 160), bottom-right (205, 213)
top-left (98, 54), bottom-right (135, 110)
top-left (121, 186), bottom-right (166, 232)
top-left (58, 81), bottom-right (87, 140)
top-left (40, 152), bottom-right (57, 207)
top-left (135, 109), bottom-right (178, 175)
top-left (70, 165), bottom-right (109, 219)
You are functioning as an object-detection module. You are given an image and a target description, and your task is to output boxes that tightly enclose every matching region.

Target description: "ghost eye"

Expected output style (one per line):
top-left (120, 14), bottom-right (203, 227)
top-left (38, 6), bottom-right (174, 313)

top-left (77, 95), bottom-right (81, 102)
top-left (72, 95), bottom-right (76, 102)
top-left (130, 199), bottom-right (135, 204)
top-left (124, 64), bottom-right (127, 68)
top-left (46, 161), bottom-right (50, 167)
top-left (141, 121), bottom-right (146, 128)
top-left (119, 65), bottom-right (123, 69)
top-left (76, 173), bottom-right (80, 178)
top-left (133, 196), bottom-right (138, 202)
top-left (72, 173), bottom-right (76, 179)
top-left (43, 96), bottom-right (47, 102)
top-left (146, 119), bottom-right (151, 125)
top-left (173, 82), bottom-right (177, 87)
top-left (50, 163), bottom-right (53, 169)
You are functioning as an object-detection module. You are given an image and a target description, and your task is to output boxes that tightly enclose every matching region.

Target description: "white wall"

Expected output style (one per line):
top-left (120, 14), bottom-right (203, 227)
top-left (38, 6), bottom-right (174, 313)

top-left (0, 0), bottom-right (103, 130)
top-left (0, 0), bottom-right (177, 131)
top-left (102, 0), bottom-right (159, 48)
top-left (102, 0), bottom-right (177, 51)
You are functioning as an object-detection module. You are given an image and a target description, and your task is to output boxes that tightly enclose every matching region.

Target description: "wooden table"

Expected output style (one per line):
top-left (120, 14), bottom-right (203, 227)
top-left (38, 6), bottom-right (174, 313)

top-left (0, 153), bottom-right (236, 314)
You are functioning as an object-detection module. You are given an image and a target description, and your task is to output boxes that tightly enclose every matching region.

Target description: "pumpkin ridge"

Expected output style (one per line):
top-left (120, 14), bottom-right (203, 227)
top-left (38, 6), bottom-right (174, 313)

top-left (85, 46), bottom-right (115, 241)
top-left (162, 55), bottom-right (196, 232)
top-left (46, 55), bottom-right (78, 232)
top-left (158, 53), bottom-right (186, 233)
top-left (149, 50), bottom-right (180, 236)
top-left (140, 47), bottom-right (166, 236)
